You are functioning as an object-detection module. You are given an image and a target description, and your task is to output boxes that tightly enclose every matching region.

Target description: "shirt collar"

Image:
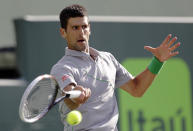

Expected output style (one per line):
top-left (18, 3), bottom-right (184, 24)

top-left (65, 47), bottom-right (99, 59)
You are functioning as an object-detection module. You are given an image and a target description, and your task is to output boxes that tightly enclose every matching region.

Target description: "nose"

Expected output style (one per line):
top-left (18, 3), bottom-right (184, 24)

top-left (79, 28), bottom-right (84, 35)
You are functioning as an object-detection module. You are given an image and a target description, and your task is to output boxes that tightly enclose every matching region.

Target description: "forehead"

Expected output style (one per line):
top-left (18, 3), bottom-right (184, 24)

top-left (68, 16), bottom-right (89, 26)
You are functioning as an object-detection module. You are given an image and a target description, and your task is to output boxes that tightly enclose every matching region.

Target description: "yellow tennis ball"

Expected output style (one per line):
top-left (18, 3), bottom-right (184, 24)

top-left (66, 110), bottom-right (82, 126)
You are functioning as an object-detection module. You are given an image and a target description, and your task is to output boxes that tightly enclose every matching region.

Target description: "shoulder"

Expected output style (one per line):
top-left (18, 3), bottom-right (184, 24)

top-left (97, 49), bottom-right (112, 57)
top-left (98, 50), bottom-right (117, 61)
top-left (50, 55), bottom-right (77, 74)
top-left (96, 50), bottom-right (120, 68)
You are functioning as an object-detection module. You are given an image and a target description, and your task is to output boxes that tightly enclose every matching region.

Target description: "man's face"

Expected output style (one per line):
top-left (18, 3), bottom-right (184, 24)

top-left (61, 16), bottom-right (91, 53)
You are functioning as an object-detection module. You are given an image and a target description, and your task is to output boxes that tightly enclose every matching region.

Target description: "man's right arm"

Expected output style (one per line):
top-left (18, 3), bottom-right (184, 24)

top-left (62, 84), bottom-right (91, 110)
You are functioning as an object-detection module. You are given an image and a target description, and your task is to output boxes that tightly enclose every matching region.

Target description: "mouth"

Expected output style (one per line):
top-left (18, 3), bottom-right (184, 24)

top-left (77, 39), bottom-right (86, 43)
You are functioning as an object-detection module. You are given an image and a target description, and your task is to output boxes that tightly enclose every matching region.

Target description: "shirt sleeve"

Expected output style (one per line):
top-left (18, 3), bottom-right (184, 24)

top-left (109, 53), bottom-right (134, 88)
top-left (50, 64), bottom-right (77, 91)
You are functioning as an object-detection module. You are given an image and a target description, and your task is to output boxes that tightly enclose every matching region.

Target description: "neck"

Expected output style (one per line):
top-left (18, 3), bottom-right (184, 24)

top-left (85, 47), bottom-right (89, 54)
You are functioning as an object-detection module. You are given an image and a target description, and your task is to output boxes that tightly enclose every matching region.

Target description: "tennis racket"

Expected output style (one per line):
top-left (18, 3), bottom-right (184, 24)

top-left (19, 74), bottom-right (81, 123)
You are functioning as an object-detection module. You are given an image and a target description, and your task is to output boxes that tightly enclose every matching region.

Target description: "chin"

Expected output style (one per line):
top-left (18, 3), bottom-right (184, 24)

top-left (78, 44), bottom-right (88, 50)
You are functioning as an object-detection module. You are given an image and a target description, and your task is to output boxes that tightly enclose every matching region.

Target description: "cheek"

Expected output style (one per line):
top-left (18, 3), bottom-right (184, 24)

top-left (85, 31), bottom-right (90, 39)
top-left (67, 33), bottom-right (76, 41)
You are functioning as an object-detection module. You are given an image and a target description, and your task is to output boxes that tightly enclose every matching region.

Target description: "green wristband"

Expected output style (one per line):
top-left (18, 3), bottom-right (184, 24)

top-left (148, 56), bottom-right (164, 74)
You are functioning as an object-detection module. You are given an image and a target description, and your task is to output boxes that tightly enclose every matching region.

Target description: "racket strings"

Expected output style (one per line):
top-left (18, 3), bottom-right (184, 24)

top-left (23, 78), bottom-right (57, 119)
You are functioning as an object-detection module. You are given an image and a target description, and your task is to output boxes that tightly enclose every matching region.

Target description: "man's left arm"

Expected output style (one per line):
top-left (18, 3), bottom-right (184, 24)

top-left (120, 34), bottom-right (181, 97)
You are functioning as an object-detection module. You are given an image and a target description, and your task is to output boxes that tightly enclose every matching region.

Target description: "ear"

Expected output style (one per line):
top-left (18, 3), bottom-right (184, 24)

top-left (60, 28), bottom-right (67, 39)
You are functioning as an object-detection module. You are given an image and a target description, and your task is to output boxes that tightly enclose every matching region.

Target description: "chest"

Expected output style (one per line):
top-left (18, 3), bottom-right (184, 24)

top-left (74, 56), bottom-right (117, 99)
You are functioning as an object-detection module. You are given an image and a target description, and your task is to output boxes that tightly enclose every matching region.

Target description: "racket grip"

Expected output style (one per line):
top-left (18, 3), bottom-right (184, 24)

top-left (54, 90), bottom-right (82, 105)
top-left (67, 90), bottom-right (82, 98)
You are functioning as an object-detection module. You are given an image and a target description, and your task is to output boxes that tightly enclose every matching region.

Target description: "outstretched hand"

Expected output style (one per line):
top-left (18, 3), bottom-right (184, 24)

top-left (144, 34), bottom-right (181, 62)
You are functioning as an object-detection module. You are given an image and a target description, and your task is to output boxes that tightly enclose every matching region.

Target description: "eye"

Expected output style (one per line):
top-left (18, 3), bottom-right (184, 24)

top-left (72, 26), bottom-right (78, 30)
top-left (82, 25), bottom-right (88, 30)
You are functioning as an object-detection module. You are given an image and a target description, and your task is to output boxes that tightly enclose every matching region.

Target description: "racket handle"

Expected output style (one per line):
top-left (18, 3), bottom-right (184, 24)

top-left (66, 90), bottom-right (82, 98)
top-left (54, 90), bottom-right (81, 105)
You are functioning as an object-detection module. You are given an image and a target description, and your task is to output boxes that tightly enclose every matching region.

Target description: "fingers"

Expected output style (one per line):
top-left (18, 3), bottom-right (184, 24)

top-left (168, 36), bottom-right (177, 47)
top-left (169, 42), bottom-right (181, 51)
top-left (73, 86), bottom-right (85, 103)
top-left (170, 51), bottom-right (179, 57)
top-left (161, 34), bottom-right (172, 45)
top-left (163, 34), bottom-right (179, 48)
top-left (83, 88), bottom-right (91, 102)
top-left (144, 46), bottom-right (155, 53)
top-left (73, 85), bottom-right (91, 104)
top-left (168, 42), bottom-right (180, 58)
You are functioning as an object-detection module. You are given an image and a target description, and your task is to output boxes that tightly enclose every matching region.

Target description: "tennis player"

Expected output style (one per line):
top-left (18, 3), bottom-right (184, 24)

top-left (50, 4), bottom-right (180, 131)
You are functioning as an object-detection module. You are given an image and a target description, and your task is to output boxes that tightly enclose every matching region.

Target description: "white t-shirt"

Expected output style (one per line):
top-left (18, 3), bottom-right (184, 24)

top-left (50, 47), bottom-right (133, 131)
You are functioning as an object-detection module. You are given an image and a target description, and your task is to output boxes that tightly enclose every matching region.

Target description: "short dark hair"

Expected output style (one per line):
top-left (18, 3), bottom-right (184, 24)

top-left (59, 4), bottom-right (88, 29)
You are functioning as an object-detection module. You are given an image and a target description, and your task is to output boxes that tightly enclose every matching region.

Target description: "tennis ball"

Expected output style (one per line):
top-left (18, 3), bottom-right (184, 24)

top-left (66, 110), bottom-right (82, 126)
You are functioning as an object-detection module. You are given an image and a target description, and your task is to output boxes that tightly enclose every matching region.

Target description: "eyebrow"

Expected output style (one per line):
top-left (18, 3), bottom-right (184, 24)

top-left (71, 23), bottom-right (88, 26)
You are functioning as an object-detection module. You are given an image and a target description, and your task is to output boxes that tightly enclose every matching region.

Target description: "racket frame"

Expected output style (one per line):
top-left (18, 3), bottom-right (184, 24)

top-left (19, 74), bottom-right (59, 123)
top-left (19, 74), bottom-right (81, 123)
